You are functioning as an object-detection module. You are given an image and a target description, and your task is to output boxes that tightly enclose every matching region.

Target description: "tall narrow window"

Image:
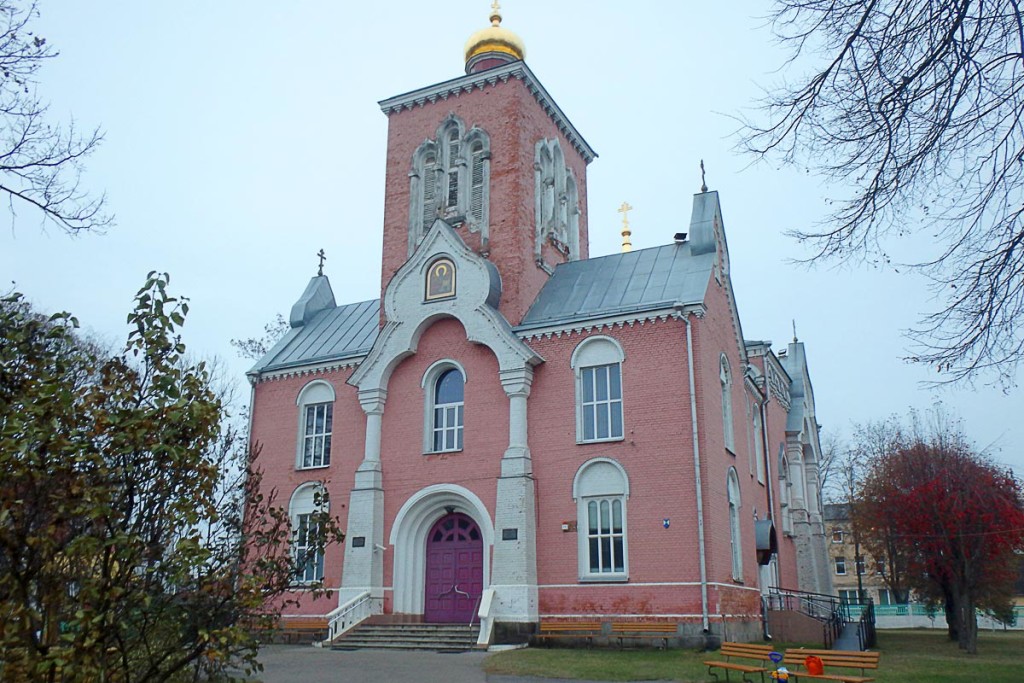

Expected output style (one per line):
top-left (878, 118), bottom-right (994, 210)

top-left (446, 129), bottom-right (460, 208)
top-left (586, 498), bottom-right (625, 574)
top-left (422, 154), bottom-right (437, 231)
top-left (470, 141), bottom-right (485, 222)
top-left (753, 408), bottom-right (765, 483)
top-left (581, 364), bottom-right (623, 441)
top-left (572, 337), bottom-right (626, 443)
top-left (295, 380), bottom-right (336, 470)
top-left (721, 356), bottom-right (735, 452)
top-left (290, 484), bottom-right (327, 584)
top-left (302, 402), bottom-right (333, 468)
top-left (432, 368), bottom-right (464, 452)
top-left (728, 468), bottom-right (743, 581)
top-left (573, 458), bottom-right (629, 581)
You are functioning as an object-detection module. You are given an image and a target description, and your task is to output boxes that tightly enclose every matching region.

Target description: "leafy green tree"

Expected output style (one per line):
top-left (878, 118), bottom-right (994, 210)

top-left (0, 274), bottom-right (342, 682)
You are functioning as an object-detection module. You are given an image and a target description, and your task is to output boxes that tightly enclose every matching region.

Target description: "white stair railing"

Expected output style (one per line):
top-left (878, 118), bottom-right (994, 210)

top-left (323, 590), bottom-right (372, 643)
top-left (475, 587), bottom-right (496, 647)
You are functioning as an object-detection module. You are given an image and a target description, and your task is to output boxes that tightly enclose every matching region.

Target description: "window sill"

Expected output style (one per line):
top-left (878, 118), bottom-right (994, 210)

top-left (579, 574), bottom-right (628, 583)
top-left (423, 448), bottom-right (464, 456)
top-left (577, 436), bottom-right (625, 445)
top-left (296, 464), bottom-right (331, 472)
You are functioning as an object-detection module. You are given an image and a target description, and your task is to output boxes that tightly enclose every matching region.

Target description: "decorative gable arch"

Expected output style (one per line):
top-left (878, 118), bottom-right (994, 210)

top-left (348, 218), bottom-right (542, 397)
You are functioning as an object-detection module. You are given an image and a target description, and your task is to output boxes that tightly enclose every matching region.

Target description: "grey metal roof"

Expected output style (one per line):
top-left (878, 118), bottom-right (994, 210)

top-left (249, 299), bottom-right (380, 375)
top-left (517, 243), bottom-right (715, 329)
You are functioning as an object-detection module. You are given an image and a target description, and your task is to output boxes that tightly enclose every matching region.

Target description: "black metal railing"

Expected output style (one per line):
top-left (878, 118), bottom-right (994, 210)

top-left (764, 588), bottom-right (877, 650)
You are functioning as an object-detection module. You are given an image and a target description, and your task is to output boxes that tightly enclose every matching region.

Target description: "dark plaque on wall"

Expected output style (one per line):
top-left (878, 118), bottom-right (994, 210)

top-left (352, 536), bottom-right (366, 548)
top-left (502, 528), bottom-right (518, 541)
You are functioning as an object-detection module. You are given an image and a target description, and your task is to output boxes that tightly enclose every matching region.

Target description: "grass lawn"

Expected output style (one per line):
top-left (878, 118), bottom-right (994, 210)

top-left (482, 629), bottom-right (1024, 682)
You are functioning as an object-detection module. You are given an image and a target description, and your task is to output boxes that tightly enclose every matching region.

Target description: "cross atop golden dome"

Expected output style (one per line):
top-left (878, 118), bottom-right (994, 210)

top-left (464, 1), bottom-right (526, 74)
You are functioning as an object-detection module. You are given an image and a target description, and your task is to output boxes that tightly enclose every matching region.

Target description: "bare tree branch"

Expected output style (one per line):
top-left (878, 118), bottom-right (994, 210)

top-left (744, 1), bottom-right (1024, 385)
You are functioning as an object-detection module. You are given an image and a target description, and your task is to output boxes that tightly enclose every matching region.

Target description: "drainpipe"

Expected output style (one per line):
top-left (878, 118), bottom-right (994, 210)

top-left (678, 305), bottom-right (710, 633)
top-left (761, 398), bottom-right (777, 583)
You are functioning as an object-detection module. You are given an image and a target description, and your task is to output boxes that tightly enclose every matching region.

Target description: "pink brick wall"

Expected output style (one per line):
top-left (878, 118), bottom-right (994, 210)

top-left (250, 366), bottom-right (364, 615)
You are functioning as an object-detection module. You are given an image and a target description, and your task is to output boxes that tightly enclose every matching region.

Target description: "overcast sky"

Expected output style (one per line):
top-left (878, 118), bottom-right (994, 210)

top-left (3, 1), bottom-right (1021, 477)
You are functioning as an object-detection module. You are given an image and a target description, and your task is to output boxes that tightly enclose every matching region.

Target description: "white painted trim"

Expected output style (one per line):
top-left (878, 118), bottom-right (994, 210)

top-left (295, 379), bottom-right (336, 405)
top-left (389, 484), bottom-right (494, 615)
top-left (420, 358), bottom-right (468, 388)
top-left (537, 581), bottom-right (762, 592)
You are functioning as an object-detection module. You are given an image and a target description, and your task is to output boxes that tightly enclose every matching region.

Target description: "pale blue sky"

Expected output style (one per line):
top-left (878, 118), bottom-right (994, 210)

top-left (2, 1), bottom-right (1020, 475)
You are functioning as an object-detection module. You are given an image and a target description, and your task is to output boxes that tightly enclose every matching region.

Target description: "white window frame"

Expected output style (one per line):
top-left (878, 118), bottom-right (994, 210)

top-left (289, 483), bottom-right (327, 585)
top-left (753, 405), bottom-right (765, 484)
top-left (421, 359), bottom-right (466, 454)
top-left (832, 529), bottom-right (844, 544)
top-left (835, 556), bottom-right (847, 575)
top-left (571, 336), bottom-right (625, 444)
top-left (573, 458), bottom-right (629, 582)
top-left (721, 355), bottom-right (735, 453)
top-left (728, 467), bottom-right (743, 582)
top-left (295, 380), bottom-right (336, 470)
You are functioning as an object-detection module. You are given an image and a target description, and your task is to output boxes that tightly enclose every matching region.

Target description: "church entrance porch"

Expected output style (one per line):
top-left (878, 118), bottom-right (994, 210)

top-left (424, 513), bottom-right (483, 623)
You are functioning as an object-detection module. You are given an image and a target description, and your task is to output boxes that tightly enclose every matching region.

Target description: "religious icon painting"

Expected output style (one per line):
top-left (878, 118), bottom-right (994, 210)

top-left (425, 257), bottom-right (456, 300)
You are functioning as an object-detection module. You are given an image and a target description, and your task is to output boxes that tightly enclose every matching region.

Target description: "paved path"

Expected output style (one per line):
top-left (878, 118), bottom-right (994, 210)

top-left (256, 645), bottom-right (675, 683)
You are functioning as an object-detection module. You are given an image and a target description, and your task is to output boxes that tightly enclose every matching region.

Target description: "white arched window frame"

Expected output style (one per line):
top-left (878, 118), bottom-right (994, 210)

top-left (534, 138), bottom-right (581, 262)
top-left (753, 404), bottom-right (765, 484)
top-left (728, 467), bottom-right (743, 581)
top-left (441, 123), bottom-right (464, 214)
top-left (421, 359), bottom-right (467, 453)
top-left (295, 380), bottom-right (335, 470)
top-left (290, 483), bottom-right (327, 584)
top-left (779, 448), bottom-right (793, 536)
top-left (571, 336), bottom-right (625, 443)
top-left (573, 458), bottom-right (630, 581)
top-left (463, 127), bottom-right (491, 240)
top-left (720, 355), bottom-right (735, 453)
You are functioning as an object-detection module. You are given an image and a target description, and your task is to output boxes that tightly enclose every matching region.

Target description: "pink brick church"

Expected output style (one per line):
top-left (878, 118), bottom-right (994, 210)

top-left (246, 5), bottom-right (831, 647)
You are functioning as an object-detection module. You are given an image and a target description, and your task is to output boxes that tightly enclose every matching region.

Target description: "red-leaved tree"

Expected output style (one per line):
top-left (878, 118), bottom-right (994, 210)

top-left (856, 429), bottom-right (1024, 654)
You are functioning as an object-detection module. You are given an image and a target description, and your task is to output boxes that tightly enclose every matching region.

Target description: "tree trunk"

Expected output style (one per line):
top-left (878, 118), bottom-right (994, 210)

top-left (943, 592), bottom-right (959, 642)
top-left (954, 590), bottom-right (978, 654)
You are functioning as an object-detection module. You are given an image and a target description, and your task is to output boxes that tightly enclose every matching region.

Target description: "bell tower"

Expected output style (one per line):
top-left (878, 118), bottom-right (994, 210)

top-left (376, 4), bottom-right (597, 326)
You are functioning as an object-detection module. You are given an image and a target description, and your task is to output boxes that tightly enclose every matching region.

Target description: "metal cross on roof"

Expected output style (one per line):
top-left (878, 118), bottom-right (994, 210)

top-left (700, 159), bottom-right (708, 193)
top-left (317, 248), bottom-right (326, 277)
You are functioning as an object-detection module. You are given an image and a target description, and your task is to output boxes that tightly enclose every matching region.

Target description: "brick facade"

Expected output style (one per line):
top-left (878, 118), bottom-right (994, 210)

top-left (247, 32), bottom-right (829, 645)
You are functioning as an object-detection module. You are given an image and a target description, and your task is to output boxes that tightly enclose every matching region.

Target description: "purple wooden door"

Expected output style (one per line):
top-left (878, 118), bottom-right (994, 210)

top-left (424, 513), bottom-right (483, 623)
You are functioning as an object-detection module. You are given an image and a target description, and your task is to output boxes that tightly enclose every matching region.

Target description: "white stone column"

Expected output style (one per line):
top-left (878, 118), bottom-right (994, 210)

top-left (491, 367), bottom-right (538, 622)
top-left (340, 388), bottom-right (387, 611)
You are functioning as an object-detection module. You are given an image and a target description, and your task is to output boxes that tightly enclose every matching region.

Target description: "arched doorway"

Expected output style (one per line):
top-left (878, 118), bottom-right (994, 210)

top-left (424, 512), bottom-right (483, 623)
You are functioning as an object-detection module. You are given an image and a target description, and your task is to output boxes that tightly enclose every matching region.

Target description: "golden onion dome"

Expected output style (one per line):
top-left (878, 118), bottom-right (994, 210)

top-left (464, 2), bottom-right (526, 67)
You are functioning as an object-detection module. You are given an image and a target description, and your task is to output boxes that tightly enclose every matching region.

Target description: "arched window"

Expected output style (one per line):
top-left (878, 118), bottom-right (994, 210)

top-left (422, 361), bottom-right (465, 453)
top-left (753, 406), bottom-right (765, 483)
top-left (408, 119), bottom-right (491, 254)
top-left (779, 447), bottom-right (793, 536)
top-left (728, 468), bottom-right (743, 581)
top-left (295, 380), bottom-right (335, 470)
top-left (534, 138), bottom-right (581, 261)
top-left (290, 483), bottom-right (327, 583)
top-left (573, 458), bottom-right (629, 580)
top-left (571, 336), bottom-right (625, 443)
top-left (720, 355), bottom-right (735, 453)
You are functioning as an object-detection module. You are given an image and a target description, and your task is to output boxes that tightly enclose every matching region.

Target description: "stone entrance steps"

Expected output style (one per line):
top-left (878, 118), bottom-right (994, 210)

top-left (330, 622), bottom-right (481, 651)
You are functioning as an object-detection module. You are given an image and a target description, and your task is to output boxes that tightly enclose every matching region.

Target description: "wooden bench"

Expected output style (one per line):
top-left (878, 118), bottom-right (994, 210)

top-left (610, 621), bottom-right (677, 648)
top-left (703, 642), bottom-right (775, 683)
top-left (277, 617), bottom-right (329, 644)
top-left (782, 649), bottom-right (881, 683)
top-left (533, 620), bottom-right (603, 647)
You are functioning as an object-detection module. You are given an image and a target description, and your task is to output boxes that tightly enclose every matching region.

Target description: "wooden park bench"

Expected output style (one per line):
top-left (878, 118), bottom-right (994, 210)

top-left (609, 621), bottom-right (677, 648)
top-left (533, 619), bottom-right (603, 647)
top-left (782, 648), bottom-right (881, 683)
top-left (276, 617), bottom-right (329, 644)
top-left (703, 641), bottom-right (776, 683)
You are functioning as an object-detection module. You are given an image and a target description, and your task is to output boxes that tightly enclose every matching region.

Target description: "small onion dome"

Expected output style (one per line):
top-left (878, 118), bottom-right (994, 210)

top-left (464, 2), bottom-right (525, 74)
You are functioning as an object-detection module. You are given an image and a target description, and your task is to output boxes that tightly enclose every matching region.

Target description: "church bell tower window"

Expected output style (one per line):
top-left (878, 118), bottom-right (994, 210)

top-left (408, 116), bottom-right (491, 255)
